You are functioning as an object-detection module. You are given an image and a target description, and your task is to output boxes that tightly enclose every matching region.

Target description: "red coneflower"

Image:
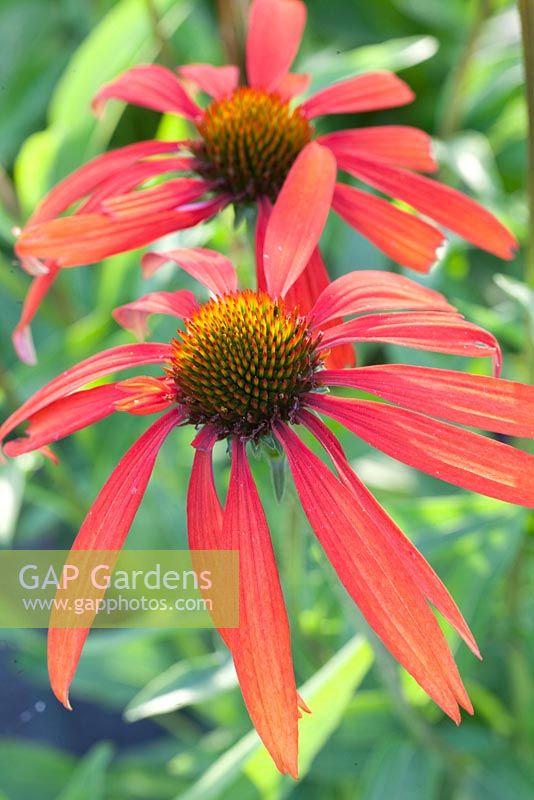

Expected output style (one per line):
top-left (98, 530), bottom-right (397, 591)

top-left (2, 175), bottom-right (533, 776)
top-left (13, 0), bottom-right (516, 363)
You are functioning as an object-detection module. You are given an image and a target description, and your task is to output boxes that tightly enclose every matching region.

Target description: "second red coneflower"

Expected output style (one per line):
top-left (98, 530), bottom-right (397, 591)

top-left (13, 0), bottom-right (516, 362)
top-left (2, 175), bottom-right (533, 776)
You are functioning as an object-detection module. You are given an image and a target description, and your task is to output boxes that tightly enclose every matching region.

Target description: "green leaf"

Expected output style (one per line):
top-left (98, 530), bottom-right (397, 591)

top-left (0, 462), bottom-right (25, 545)
top-left (360, 740), bottom-right (442, 800)
top-left (177, 636), bottom-right (373, 800)
top-left (303, 35), bottom-right (438, 90)
top-left (56, 743), bottom-right (114, 800)
top-left (0, 740), bottom-right (75, 800)
top-left (14, 0), bottom-right (191, 211)
top-left (124, 652), bottom-right (238, 722)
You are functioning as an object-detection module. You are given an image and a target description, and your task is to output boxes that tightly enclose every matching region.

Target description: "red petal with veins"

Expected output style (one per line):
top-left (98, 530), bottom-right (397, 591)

top-left (142, 247), bottom-right (237, 295)
top-left (318, 364), bottom-right (534, 438)
top-left (301, 72), bottom-right (414, 118)
top-left (246, 0), bottom-right (306, 92)
top-left (263, 143), bottom-right (336, 298)
top-left (48, 408), bottom-right (184, 708)
top-left (0, 343), bottom-right (172, 450)
top-left (113, 290), bottom-right (198, 340)
top-left (275, 421), bottom-right (471, 723)
top-left (307, 393), bottom-right (534, 506)
top-left (92, 65), bottom-right (202, 119)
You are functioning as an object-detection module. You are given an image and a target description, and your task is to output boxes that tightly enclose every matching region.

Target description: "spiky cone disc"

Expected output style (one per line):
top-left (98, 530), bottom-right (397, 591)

top-left (194, 87), bottom-right (312, 202)
top-left (171, 290), bottom-right (323, 439)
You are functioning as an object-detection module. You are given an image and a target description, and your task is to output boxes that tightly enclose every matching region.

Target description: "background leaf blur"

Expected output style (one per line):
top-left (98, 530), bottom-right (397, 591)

top-left (0, 0), bottom-right (533, 798)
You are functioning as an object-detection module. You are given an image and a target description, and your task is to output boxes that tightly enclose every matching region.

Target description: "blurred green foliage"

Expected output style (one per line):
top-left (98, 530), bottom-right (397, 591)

top-left (0, 0), bottom-right (533, 798)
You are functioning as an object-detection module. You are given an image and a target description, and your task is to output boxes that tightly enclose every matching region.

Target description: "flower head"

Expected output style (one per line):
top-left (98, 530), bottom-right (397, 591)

top-left (13, 0), bottom-right (516, 363)
top-left (2, 200), bottom-right (533, 777)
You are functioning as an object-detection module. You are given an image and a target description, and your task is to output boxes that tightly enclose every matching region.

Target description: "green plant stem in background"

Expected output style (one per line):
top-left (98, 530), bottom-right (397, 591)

top-left (144, 0), bottom-right (175, 66)
top-left (217, 0), bottom-right (248, 77)
top-left (438, 0), bottom-right (494, 139)
top-left (519, 0), bottom-right (534, 380)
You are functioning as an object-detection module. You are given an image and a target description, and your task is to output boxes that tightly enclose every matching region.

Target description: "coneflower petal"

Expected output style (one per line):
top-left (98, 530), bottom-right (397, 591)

top-left (3, 384), bottom-right (124, 458)
top-left (187, 434), bottom-right (229, 651)
top-left (276, 72), bottom-right (311, 101)
top-left (141, 247), bottom-right (238, 295)
top-left (284, 248), bottom-right (355, 368)
top-left (29, 141), bottom-right (184, 223)
top-left (0, 343), bottom-right (172, 450)
top-left (318, 365), bottom-right (534, 438)
top-left (317, 311), bottom-right (502, 375)
top-left (221, 439), bottom-right (300, 777)
top-left (337, 156), bottom-right (518, 260)
top-left (48, 407), bottom-right (184, 709)
top-left (246, 0), bottom-right (306, 93)
top-left (331, 182), bottom-right (446, 274)
top-left (16, 198), bottom-right (226, 268)
top-left (263, 143), bottom-right (336, 299)
top-left (12, 267), bottom-right (60, 365)
top-left (178, 64), bottom-right (239, 100)
top-left (309, 270), bottom-right (454, 328)
top-left (307, 394), bottom-right (534, 507)
top-left (113, 290), bottom-right (199, 340)
top-left (275, 421), bottom-right (470, 721)
top-left (301, 72), bottom-right (414, 119)
top-left (102, 179), bottom-right (211, 218)
top-left (320, 126), bottom-right (437, 173)
top-left (92, 64), bottom-right (202, 119)
top-left (255, 196), bottom-right (272, 292)
top-left (80, 157), bottom-right (196, 214)
top-left (298, 409), bottom-right (480, 658)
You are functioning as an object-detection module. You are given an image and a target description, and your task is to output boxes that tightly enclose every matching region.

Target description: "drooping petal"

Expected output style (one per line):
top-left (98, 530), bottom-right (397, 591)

top-left (79, 156), bottom-right (197, 214)
top-left (29, 141), bottom-right (183, 223)
top-left (113, 290), bottom-right (199, 339)
top-left (16, 198), bottom-right (227, 268)
top-left (0, 343), bottom-right (172, 450)
top-left (255, 196), bottom-right (272, 292)
top-left (186, 431), bottom-right (230, 647)
top-left (318, 311), bottom-right (502, 374)
top-left (284, 248), bottom-right (355, 368)
top-left (178, 63), bottom-right (239, 99)
top-left (92, 65), bottom-right (202, 119)
top-left (220, 439), bottom-right (299, 776)
top-left (276, 72), bottom-right (311, 101)
top-left (297, 408), bottom-right (479, 658)
top-left (318, 364), bottom-right (534, 438)
top-left (102, 179), bottom-right (211, 218)
top-left (307, 393), bottom-right (534, 507)
top-left (275, 421), bottom-right (471, 722)
top-left (4, 384), bottom-right (124, 458)
top-left (301, 71), bottom-right (414, 119)
top-left (48, 407), bottom-right (184, 708)
top-left (263, 143), bottom-right (336, 298)
top-left (114, 376), bottom-right (176, 415)
top-left (142, 247), bottom-right (238, 295)
top-left (246, 0), bottom-right (306, 92)
top-left (187, 442), bottom-right (224, 552)
top-left (320, 126), bottom-right (437, 172)
top-left (338, 156), bottom-right (518, 260)
top-left (309, 270), bottom-right (454, 328)
top-left (12, 266), bottom-right (60, 365)
top-left (331, 183), bottom-right (445, 274)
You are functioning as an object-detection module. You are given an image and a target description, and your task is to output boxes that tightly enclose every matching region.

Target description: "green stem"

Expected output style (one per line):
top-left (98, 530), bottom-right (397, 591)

top-left (519, 0), bottom-right (534, 380)
top-left (438, 0), bottom-right (493, 139)
top-left (216, 0), bottom-right (248, 78)
top-left (370, 638), bottom-right (471, 776)
top-left (144, 0), bottom-right (175, 67)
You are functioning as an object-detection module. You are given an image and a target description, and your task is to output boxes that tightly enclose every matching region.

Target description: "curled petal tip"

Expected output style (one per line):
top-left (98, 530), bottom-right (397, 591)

top-left (52, 682), bottom-right (73, 711)
top-left (12, 325), bottom-right (37, 366)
